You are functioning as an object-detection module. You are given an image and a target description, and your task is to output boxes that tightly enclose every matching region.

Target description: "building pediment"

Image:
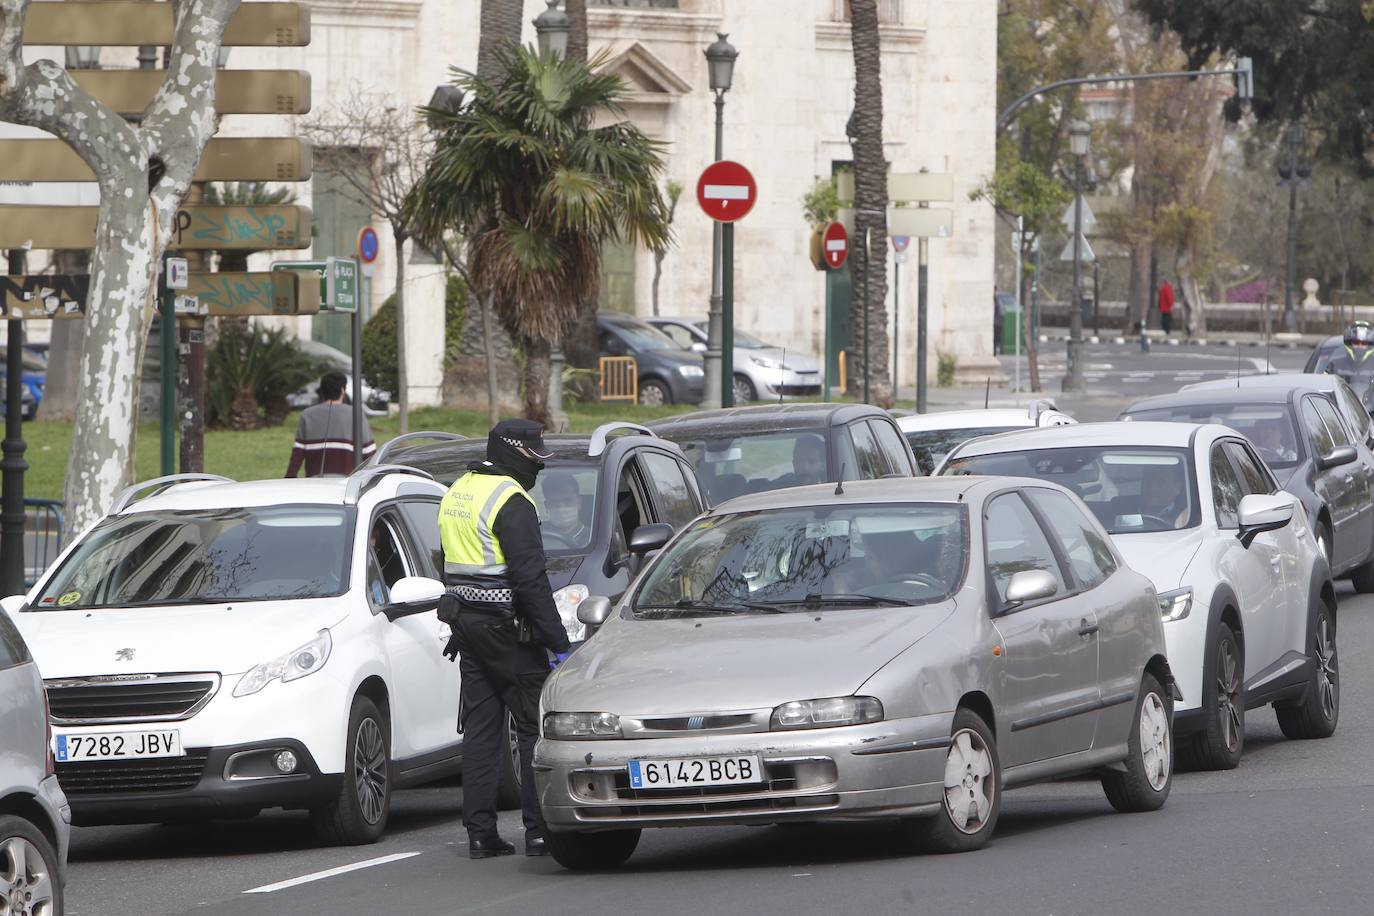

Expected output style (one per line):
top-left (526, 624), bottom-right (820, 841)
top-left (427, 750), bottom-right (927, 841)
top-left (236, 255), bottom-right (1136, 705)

top-left (597, 41), bottom-right (693, 97)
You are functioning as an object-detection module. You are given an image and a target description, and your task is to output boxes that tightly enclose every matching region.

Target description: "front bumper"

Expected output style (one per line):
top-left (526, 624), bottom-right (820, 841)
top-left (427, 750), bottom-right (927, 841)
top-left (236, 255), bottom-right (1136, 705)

top-left (534, 712), bottom-right (951, 832)
top-left (58, 738), bottom-right (340, 826)
top-left (37, 775), bottom-right (71, 873)
top-left (756, 368), bottom-right (821, 399)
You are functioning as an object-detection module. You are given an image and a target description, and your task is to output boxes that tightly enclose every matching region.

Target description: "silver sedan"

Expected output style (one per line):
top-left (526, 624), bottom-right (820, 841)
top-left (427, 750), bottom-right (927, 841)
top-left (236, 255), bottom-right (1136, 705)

top-left (534, 477), bottom-right (1176, 869)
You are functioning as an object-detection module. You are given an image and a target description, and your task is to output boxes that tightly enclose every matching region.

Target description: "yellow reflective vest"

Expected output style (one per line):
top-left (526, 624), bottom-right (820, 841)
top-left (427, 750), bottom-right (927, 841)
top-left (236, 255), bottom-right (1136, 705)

top-left (438, 471), bottom-right (535, 577)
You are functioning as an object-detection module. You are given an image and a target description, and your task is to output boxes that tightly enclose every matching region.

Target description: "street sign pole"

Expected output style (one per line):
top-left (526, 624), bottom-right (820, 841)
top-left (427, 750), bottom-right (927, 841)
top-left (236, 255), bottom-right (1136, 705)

top-left (917, 237), bottom-right (929, 414)
top-left (351, 307), bottom-right (363, 466)
top-left (159, 254), bottom-right (177, 475)
top-left (721, 222), bottom-right (735, 407)
top-left (892, 255), bottom-right (900, 399)
top-left (1, 249), bottom-right (27, 595)
top-left (696, 160), bottom-right (757, 409)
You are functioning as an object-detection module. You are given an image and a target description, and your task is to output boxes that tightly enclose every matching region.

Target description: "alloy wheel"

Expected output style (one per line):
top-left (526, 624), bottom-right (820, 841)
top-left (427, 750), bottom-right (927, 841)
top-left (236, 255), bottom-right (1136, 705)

top-left (1217, 638), bottom-right (1242, 752)
top-left (942, 728), bottom-right (995, 834)
top-left (1140, 691), bottom-right (1172, 791)
top-left (732, 376), bottom-right (754, 404)
top-left (507, 711), bottom-right (522, 789)
top-left (1, 836), bottom-right (55, 916)
top-left (639, 383), bottom-right (666, 407)
top-left (353, 717), bottom-right (388, 825)
top-left (1316, 616), bottom-right (1338, 720)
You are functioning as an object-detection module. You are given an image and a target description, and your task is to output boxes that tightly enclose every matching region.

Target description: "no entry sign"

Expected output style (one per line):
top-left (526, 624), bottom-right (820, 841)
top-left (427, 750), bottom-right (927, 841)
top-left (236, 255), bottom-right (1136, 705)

top-left (822, 222), bottom-right (849, 269)
top-left (697, 160), bottom-right (756, 222)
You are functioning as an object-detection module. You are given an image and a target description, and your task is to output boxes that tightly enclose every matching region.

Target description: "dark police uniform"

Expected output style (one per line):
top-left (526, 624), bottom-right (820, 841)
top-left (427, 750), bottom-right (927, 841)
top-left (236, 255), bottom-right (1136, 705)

top-left (438, 420), bottom-right (571, 858)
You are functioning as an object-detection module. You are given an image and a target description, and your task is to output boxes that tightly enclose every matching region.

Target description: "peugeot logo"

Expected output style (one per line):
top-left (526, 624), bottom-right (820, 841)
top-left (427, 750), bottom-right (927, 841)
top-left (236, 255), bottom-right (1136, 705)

top-left (115, 648), bottom-right (135, 662)
top-left (687, 716), bottom-right (706, 730)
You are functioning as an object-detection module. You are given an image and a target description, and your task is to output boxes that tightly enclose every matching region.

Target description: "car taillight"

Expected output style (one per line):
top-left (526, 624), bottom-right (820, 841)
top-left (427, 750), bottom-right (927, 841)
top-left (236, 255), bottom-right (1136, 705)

top-left (42, 686), bottom-right (54, 776)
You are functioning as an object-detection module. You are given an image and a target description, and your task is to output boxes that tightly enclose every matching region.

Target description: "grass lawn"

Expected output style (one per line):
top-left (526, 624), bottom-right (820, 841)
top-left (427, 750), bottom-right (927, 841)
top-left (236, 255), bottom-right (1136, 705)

top-left (20, 401), bottom-right (696, 502)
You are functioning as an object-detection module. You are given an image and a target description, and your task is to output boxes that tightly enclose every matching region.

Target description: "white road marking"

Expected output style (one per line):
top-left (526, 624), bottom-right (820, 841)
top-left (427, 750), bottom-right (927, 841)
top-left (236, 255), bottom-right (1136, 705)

top-left (243, 852), bottom-right (422, 894)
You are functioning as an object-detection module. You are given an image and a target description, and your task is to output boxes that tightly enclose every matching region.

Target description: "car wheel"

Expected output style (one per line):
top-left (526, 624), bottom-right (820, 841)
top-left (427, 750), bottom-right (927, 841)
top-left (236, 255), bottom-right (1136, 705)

top-left (546, 829), bottom-right (641, 870)
top-left (637, 379), bottom-right (671, 407)
top-left (1179, 623), bottom-right (1244, 771)
top-left (1101, 673), bottom-right (1173, 813)
top-left (732, 374), bottom-right (757, 404)
top-left (311, 695), bottom-right (391, 846)
top-left (1276, 601), bottom-right (1339, 740)
top-left (0, 815), bottom-right (62, 916)
top-left (496, 710), bottom-right (521, 810)
top-left (922, 708), bottom-right (1000, 853)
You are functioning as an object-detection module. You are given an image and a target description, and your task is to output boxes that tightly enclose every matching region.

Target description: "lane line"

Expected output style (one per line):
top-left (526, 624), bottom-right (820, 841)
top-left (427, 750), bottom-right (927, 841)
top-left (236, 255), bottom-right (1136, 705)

top-left (242, 852), bottom-right (422, 894)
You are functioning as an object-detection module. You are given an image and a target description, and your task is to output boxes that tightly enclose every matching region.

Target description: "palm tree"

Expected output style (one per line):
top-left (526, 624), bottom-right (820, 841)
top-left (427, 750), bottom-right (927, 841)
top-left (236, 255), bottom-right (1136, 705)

top-left (408, 45), bottom-right (670, 425)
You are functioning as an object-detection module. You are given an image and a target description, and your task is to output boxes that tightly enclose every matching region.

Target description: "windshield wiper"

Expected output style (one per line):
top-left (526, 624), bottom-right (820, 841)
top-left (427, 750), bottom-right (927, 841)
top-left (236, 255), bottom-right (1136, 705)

top-left (775, 593), bottom-right (911, 608)
top-left (636, 599), bottom-right (787, 617)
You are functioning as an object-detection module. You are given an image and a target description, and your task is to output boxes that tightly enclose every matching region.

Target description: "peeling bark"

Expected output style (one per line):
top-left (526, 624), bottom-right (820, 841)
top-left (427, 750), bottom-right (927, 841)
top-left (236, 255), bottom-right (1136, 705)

top-left (0, 0), bottom-right (240, 532)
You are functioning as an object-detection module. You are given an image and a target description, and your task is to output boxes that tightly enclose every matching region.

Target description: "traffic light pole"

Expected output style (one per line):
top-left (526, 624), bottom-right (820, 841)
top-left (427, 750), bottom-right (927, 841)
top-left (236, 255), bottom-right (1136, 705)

top-left (917, 237), bottom-right (929, 414)
top-left (2, 250), bottom-right (28, 595)
top-left (159, 254), bottom-right (177, 475)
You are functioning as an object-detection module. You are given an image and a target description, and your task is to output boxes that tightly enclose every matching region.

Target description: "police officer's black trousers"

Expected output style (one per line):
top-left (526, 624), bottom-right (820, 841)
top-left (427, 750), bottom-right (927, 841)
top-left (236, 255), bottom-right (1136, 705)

top-left (453, 614), bottom-right (549, 841)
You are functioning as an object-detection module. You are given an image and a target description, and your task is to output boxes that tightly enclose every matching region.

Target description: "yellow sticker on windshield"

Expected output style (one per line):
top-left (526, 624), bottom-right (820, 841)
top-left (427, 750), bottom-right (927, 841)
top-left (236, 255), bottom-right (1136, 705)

top-left (57, 591), bottom-right (80, 606)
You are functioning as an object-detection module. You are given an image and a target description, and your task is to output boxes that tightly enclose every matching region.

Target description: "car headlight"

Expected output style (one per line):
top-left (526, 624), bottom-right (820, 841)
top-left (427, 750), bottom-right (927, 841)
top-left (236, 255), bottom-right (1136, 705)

top-left (553, 584), bottom-right (589, 642)
top-left (770, 696), bottom-right (883, 730)
top-left (750, 355), bottom-right (784, 370)
top-left (543, 711), bottom-right (621, 739)
top-left (233, 630), bottom-right (333, 698)
top-left (678, 365), bottom-right (705, 378)
top-left (1158, 587), bottom-right (1192, 622)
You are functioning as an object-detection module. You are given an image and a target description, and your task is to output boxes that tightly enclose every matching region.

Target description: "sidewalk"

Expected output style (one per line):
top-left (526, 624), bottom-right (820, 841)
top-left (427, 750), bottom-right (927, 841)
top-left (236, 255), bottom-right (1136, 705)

top-left (1032, 325), bottom-right (1329, 349)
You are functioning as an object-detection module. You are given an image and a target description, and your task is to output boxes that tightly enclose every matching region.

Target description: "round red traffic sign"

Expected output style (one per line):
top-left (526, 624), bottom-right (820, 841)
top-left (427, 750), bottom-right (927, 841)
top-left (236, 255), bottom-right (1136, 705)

top-left (696, 160), bottom-right (756, 222)
top-left (358, 226), bottom-right (380, 264)
top-left (822, 222), bottom-right (849, 269)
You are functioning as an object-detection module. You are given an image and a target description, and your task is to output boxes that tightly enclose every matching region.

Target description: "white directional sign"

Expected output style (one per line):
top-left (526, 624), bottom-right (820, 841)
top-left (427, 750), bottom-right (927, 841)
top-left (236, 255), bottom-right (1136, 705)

top-left (1058, 234), bottom-right (1096, 263)
top-left (1061, 199), bottom-right (1097, 229)
top-left (166, 257), bottom-right (189, 290)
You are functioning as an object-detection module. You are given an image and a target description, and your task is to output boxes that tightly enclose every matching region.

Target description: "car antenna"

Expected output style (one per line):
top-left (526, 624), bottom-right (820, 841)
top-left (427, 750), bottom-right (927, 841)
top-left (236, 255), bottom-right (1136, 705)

top-left (834, 463), bottom-right (846, 496)
top-left (985, 377), bottom-right (991, 409)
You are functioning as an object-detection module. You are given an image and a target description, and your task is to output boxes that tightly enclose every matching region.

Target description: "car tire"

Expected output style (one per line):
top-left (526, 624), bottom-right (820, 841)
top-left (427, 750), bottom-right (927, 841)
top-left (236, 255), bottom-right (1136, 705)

top-left (921, 708), bottom-right (1000, 853)
top-left (637, 379), bottom-right (672, 407)
top-left (732, 374), bottom-right (757, 404)
top-left (0, 815), bottom-right (62, 916)
top-left (546, 829), bottom-right (641, 870)
top-left (1276, 600), bottom-right (1339, 740)
top-left (496, 710), bottom-right (521, 810)
top-left (311, 695), bottom-right (391, 846)
top-left (1178, 623), bottom-right (1244, 772)
top-left (1101, 672), bottom-right (1173, 813)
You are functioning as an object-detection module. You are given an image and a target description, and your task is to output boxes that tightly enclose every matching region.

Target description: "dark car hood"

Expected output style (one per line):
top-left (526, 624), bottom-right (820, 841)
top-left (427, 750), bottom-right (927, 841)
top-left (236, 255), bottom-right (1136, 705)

top-left (545, 554), bottom-right (584, 592)
top-left (642, 347), bottom-right (704, 368)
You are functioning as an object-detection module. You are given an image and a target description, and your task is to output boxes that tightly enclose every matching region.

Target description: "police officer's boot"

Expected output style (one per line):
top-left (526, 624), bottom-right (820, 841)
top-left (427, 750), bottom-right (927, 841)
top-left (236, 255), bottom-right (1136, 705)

top-left (469, 835), bottom-right (516, 859)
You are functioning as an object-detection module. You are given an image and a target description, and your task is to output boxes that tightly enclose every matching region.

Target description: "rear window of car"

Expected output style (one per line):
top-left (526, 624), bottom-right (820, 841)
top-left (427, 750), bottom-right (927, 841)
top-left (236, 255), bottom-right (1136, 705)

top-left (906, 427), bottom-right (1021, 475)
top-left (0, 608), bottom-right (31, 669)
top-left (676, 430), bottom-right (831, 504)
top-left (1126, 403), bottom-right (1303, 469)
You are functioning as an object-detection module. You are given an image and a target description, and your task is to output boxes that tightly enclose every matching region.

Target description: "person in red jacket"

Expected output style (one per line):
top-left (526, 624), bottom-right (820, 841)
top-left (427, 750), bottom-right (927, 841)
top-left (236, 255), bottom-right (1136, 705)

top-left (1158, 280), bottom-right (1176, 335)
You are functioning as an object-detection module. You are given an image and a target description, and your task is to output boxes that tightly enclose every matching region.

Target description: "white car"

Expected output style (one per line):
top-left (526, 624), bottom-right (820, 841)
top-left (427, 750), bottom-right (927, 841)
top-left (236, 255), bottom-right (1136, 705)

top-left (940, 421), bottom-right (1338, 770)
top-left (897, 400), bottom-right (1076, 474)
top-left (1, 468), bottom-right (485, 845)
top-left (647, 316), bottom-right (822, 403)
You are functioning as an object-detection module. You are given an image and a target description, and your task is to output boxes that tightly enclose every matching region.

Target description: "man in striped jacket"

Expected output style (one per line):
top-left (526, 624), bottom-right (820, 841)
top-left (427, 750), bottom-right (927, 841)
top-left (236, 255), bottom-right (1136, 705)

top-left (284, 371), bottom-right (376, 477)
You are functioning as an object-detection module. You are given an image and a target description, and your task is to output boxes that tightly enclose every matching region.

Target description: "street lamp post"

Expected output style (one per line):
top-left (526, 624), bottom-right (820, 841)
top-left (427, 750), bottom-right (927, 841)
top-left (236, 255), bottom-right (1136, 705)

top-left (533, 0), bottom-right (571, 57)
top-left (1062, 120), bottom-right (1090, 393)
top-left (1279, 126), bottom-right (1311, 335)
top-left (702, 33), bottom-right (737, 409)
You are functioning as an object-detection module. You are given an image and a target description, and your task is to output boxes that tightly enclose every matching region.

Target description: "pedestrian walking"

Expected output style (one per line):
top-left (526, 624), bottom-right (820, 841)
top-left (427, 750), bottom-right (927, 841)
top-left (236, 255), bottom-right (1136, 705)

top-left (285, 371), bottom-right (375, 477)
top-left (1158, 280), bottom-right (1175, 336)
top-left (438, 420), bottom-right (571, 859)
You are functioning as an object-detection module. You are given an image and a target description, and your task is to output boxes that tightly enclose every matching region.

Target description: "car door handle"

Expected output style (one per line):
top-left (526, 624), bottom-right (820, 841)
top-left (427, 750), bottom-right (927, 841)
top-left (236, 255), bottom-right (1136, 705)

top-left (1078, 619), bottom-right (1099, 637)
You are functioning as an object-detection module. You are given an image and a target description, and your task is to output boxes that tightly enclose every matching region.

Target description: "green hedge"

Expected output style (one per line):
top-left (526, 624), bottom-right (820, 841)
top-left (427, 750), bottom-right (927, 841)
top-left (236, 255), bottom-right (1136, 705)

top-left (362, 274), bottom-right (467, 396)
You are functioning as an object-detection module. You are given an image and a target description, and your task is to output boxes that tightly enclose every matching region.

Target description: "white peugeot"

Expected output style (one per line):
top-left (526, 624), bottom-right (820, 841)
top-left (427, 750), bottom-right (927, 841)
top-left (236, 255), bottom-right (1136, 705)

top-left (897, 400), bottom-right (1076, 474)
top-left (940, 422), bottom-right (1338, 770)
top-left (1, 468), bottom-right (477, 845)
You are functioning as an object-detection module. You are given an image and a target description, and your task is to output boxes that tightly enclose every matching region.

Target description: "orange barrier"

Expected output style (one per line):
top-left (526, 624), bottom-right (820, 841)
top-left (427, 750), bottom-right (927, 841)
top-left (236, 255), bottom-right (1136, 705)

top-left (599, 356), bottom-right (638, 404)
top-left (837, 350), bottom-right (847, 396)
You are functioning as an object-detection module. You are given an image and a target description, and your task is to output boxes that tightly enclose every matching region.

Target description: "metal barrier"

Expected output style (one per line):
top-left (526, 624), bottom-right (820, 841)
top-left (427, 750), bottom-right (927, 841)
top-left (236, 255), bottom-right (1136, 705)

top-left (837, 350), bottom-right (847, 396)
top-left (24, 499), bottom-right (64, 588)
top-left (599, 356), bottom-right (638, 404)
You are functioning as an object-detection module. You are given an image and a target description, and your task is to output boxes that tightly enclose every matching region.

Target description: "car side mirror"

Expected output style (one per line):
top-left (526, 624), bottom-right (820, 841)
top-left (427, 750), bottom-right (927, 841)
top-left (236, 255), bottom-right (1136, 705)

top-left (577, 595), bottom-right (613, 627)
top-left (1003, 570), bottom-right (1058, 609)
top-left (384, 576), bottom-right (445, 621)
top-left (691, 341), bottom-right (707, 353)
top-left (1237, 493), bottom-right (1294, 549)
top-left (0, 594), bottom-right (25, 616)
top-left (629, 523), bottom-right (673, 556)
top-left (1318, 444), bottom-right (1358, 471)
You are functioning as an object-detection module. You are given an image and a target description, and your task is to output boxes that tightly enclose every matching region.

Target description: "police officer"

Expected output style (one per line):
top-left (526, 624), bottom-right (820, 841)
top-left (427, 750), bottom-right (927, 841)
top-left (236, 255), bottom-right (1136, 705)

top-left (438, 419), bottom-right (571, 859)
top-left (1326, 321), bottom-right (1374, 383)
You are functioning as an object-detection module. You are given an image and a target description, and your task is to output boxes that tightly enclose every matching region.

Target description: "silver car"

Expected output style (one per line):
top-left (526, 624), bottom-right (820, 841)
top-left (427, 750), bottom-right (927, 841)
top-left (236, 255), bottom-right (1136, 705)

top-left (648, 316), bottom-right (822, 403)
top-left (0, 604), bottom-right (70, 916)
top-left (535, 477), bottom-right (1175, 869)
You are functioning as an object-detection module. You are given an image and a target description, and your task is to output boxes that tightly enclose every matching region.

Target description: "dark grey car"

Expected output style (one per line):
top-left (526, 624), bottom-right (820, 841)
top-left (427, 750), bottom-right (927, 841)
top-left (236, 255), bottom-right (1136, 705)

top-left (0, 604), bottom-right (69, 916)
top-left (597, 312), bottom-right (705, 406)
top-left (1123, 386), bottom-right (1374, 588)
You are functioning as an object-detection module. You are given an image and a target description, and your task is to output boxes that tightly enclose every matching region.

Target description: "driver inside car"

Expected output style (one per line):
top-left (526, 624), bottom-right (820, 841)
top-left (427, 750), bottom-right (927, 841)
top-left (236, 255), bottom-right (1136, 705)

top-left (773, 434), bottom-right (828, 488)
top-left (541, 474), bottom-right (589, 547)
top-left (1138, 464), bottom-right (1189, 528)
top-left (1249, 419), bottom-right (1297, 465)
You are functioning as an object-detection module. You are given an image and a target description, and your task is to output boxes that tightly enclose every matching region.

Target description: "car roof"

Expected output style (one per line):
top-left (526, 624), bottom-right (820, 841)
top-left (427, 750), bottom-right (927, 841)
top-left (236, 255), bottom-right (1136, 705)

top-left (123, 474), bottom-right (445, 515)
top-left (649, 315), bottom-right (704, 325)
top-left (1125, 387), bottom-right (1294, 412)
top-left (948, 420), bottom-right (1216, 456)
top-left (1181, 372), bottom-right (1341, 394)
top-left (702, 475), bottom-right (1024, 514)
top-left (649, 402), bottom-right (884, 434)
top-left (898, 409), bottom-right (1040, 432)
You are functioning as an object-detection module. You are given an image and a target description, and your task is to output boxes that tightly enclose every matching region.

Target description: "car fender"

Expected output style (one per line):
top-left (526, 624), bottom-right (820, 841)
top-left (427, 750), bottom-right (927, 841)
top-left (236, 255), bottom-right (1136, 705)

top-left (1196, 581), bottom-right (1242, 707)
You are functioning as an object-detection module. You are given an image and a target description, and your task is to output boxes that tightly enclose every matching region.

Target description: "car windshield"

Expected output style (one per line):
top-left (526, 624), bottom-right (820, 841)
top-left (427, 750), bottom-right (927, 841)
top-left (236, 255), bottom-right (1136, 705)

top-left (611, 321), bottom-right (680, 351)
top-left (32, 506), bottom-right (353, 609)
top-left (691, 321), bottom-right (767, 348)
top-left (528, 465), bottom-right (600, 554)
top-left (634, 504), bottom-right (965, 617)
top-left (905, 427), bottom-right (1021, 475)
top-left (945, 446), bottom-right (1198, 534)
top-left (1126, 403), bottom-right (1303, 469)
top-left (676, 430), bottom-right (832, 503)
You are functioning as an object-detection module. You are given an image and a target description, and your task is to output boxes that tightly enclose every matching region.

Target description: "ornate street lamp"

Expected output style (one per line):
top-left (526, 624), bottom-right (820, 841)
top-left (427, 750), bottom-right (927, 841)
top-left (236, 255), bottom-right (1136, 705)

top-left (702, 32), bottom-right (738, 407)
top-left (1063, 119), bottom-right (1091, 393)
top-left (64, 46), bottom-right (100, 69)
top-left (533, 0), bottom-right (571, 58)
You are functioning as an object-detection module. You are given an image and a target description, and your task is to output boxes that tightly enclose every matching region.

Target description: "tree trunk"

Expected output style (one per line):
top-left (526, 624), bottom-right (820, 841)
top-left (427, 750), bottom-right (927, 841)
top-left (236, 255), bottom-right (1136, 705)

top-left (37, 250), bottom-right (88, 422)
top-left (1179, 253), bottom-right (1207, 337)
top-left (651, 251), bottom-right (665, 317)
top-left (481, 290), bottom-right (499, 427)
top-left (393, 230), bottom-right (409, 434)
top-left (521, 335), bottom-right (552, 429)
top-left (1020, 248), bottom-right (1041, 392)
top-left (849, 0), bottom-right (892, 407)
top-left (478, 0), bottom-right (524, 77)
top-left (567, 0), bottom-right (588, 62)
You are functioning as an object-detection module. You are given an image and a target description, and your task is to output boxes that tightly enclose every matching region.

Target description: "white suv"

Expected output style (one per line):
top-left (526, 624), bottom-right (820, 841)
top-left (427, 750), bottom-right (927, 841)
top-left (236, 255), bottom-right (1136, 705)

top-left (941, 422), bottom-right (1339, 770)
top-left (2, 468), bottom-right (468, 845)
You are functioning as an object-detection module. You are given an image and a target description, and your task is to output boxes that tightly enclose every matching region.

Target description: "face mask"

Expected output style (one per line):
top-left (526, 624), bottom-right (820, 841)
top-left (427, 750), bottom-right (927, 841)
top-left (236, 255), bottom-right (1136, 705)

top-left (547, 501), bottom-right (579, 530)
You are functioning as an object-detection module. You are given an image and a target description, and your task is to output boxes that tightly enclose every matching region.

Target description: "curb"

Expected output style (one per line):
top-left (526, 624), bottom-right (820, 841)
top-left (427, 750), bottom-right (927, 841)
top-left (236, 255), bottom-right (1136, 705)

top-left (1034, 333), bottom-right (1309, 349)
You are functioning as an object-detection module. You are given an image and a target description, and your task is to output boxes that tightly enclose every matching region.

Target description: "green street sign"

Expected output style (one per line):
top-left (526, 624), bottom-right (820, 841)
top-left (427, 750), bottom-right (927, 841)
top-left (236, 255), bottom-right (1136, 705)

top-left (271, 257), bottom-right (357, 310)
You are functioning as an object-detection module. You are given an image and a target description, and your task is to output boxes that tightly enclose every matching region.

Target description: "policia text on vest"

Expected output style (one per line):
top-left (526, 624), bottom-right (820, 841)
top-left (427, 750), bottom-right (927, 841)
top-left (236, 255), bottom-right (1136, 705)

top-left (437, 420), bottom-right (571, 859)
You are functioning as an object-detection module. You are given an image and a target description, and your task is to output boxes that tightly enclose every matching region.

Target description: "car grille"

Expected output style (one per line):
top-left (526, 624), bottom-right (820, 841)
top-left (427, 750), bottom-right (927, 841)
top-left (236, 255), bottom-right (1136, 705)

top-left (56, 750), bottom-right (211, 796)
top-left (571, 758), bottom-right (840, 820)
top-left (45, 674), bottom-right (220, 724)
